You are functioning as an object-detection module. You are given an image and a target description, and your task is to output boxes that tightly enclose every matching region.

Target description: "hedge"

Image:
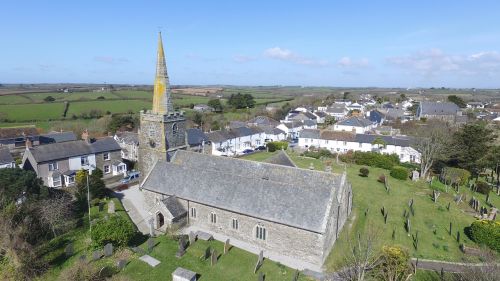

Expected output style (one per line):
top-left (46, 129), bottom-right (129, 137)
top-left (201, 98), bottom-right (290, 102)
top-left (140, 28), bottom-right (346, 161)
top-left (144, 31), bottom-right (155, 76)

top-left (441, 167), bottom-right (471, 186)
top-left (302, 149), bottom-right (334, 159)
top-left (390, 166), bottom-right (409, 180)
top-left (352, 151), bottom-right (400, 170)
top-left (475, 181), bottom-right (491, 195)
top-left (266, 141), bottom-right (288, 152)
top-left (469, 220), bottom-right (500, 252)
top-left (91, 214), bottom-right (136, 248)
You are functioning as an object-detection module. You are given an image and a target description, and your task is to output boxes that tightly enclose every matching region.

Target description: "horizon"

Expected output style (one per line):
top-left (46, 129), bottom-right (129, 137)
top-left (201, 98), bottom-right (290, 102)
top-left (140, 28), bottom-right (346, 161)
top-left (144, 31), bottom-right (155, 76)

top-left (1, 1), bottom-right (500, 88)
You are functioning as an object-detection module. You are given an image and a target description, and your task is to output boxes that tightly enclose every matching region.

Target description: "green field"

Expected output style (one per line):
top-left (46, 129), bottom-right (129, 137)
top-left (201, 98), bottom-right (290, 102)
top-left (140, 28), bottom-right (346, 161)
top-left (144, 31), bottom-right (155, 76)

top-left (241, 151), bottom-right (499, 272)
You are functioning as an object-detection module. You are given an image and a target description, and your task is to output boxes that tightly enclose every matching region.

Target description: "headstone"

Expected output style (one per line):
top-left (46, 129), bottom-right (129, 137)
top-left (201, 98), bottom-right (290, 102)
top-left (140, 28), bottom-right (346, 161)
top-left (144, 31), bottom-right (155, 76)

top-left (210, 249), bottom-right (218, 266)
top-left (104, 243), bottom-right (113, 257)
top-left (79, 255), bottom-right (86, 262)
top-left (254, 250), bottom-right (264, 273)
top-left (176, 237), bottom-right (186, 258)
top-left (292, 270), bottom-right (300, 281)
top-left (189, 231), bottom-right (197, 245)
top-left (147, 237), bottom-right (155, 252)
top-left (98, 201), bottom-right (104, 212)
top-left (149, 218), bottom-right (155, 237)
top-left (309, 163), bottom-right (314, 170)
top-left (258, 272), bottom-right (264, 281)
top-left (117, 259), bottom-right (127, 270)
top-left (131, 246), bottom-right (146, 255)
top-left (224, 239), bottom-right (230, 254)
top-left (108, 200), bottom-right (115, 214)
top-left (139, 254), bottom-right (161, 267)
top-left (92, 250), bottom-right (103, 261)
top-left (412, 170), bottom-right (420, 181)
top-left (203, 246), bottom-right (211, 260)
top-left (65, 242), bottom-right (74, 257)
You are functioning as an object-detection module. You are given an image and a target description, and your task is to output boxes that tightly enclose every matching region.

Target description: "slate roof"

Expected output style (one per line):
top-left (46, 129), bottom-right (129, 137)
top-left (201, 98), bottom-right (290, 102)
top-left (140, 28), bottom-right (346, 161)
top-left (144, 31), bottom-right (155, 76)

top-left (321, 131), bottom-right (356, 141)
top-left (326, 106), bottom-right (347, 114)
top-left (162, 196), bottom-right (187, 218)
top-left (0, 126), bottom-right (39, 139)
top-left (206, 126), bottom-right (263, 143)
top-left (247, 116), bottom-right (279, 127)
top-left (265, 150), bottom-right (297, 167)
top-left (186, 128), bottom-right (208, 146)
top-left (281, 121), bottom-right (303, 129)
top-left (0, 147), bottom-right (14, 164)
top-left (355, 134), bottom-right (412, 147)
top-left (419, 102), bottom-right (459, 116)
top-left (336, 117), bottom-right (373, 127)
top-left (142, 150), bottom-right (343, 233)
top-left (303, 119), bottom-right (317, 127)
top-left (28, 137), bottom-right (121, 163)
top-left (39, 131), bottom-right (77, 144)
top-left (115, 132), bottom-right (139, 145)
top-left (368, 110), bottom-right (385, 123)
top-left (314, 111), bottom-right (327, 118)
top-left (300, 129), bottom-right (412, 146)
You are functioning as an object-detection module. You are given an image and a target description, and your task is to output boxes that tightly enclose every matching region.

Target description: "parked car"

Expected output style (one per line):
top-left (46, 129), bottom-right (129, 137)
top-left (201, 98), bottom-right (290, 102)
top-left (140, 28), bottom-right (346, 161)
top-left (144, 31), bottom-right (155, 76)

top-left (255, 146), bottom-right (266, 151)
top-left (242, 149), bottom-right (254, 154)
top-left (121, 171), bottom-right (140, 184)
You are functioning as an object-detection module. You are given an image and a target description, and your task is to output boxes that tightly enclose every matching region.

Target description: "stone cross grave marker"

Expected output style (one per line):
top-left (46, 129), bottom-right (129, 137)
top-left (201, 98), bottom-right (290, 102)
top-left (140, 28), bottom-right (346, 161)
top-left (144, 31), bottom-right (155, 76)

top-left (147, 237), bottom-right (155, 252)
top-left (104, 243), bottom-right (113, 257)
top-left (92, 250), bottom-right (103, 261)
top-left (108, 200), bottom-right (115, 214)
top-left (65, 242), bottom-right (74, 257)
top-left (254, 250), bottom-right (264, 273)
top-left (189, 231), bottom-right (197, 245)
top-left (98, 202), bottom-right (104, 212)
top-left (224, 239), bottom-right (230, 254)
top-left (210, 249), bottom-right (218, 266)
top-left (117, 259), bottom-right (127, 270)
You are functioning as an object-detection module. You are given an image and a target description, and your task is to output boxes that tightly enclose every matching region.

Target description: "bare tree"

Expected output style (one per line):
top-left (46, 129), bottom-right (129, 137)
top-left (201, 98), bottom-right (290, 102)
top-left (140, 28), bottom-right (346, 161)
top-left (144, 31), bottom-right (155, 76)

top-left (338, 228), bottom-right (380, 281)
top-left (454, 251), bottom-right (500, 281)
top-left (38, 193), bottom-right (74, 238)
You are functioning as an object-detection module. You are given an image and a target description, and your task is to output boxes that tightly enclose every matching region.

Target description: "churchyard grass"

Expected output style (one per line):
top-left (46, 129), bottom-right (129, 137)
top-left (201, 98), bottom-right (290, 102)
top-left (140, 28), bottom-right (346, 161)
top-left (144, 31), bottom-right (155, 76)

top-left (241, 151), bottom-right (499, 272)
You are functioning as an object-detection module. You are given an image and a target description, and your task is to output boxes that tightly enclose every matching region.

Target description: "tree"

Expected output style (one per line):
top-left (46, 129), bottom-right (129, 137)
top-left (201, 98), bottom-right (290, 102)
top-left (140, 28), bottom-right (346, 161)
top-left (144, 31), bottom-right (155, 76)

top-left (374, 246), bottom-right (412, 281)
top-left (343, 91), bottom-right (351, 100)
top-left (44, 96), bottom-right (55, 102)
top-left (339, 227), bottom-right (380, 281)
top-left (371, 137), bottom-right (387, 150)
top-left (91, 215), bottom-right (136, 248)
top-left (449, 122), bottom-right (496, 176)
top-left (75, 169), bottom-right (106, 199)
top-left (227, 93), bottom-right (255, 109)
top-left (106, 114), bottom-right (138, 133)
top-left (411, 121), bottom-right (449, 180)
top-left (38, 192), bottom-right (74, 238)
top-left (448, 95), bottom-right (467, 108)
top-left (0, 168), bottom-right (47, 209)
top-left (207, 98), bottom-right (223, 112)
top-left (191, 112), bottom-right (204, 127)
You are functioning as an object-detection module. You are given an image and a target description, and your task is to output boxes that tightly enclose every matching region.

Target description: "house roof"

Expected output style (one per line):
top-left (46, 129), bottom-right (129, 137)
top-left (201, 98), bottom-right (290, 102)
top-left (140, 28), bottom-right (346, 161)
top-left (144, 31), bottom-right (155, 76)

top-left (337, 117), bottom-right (373, 127)
top-left (326, 106), bottom-right (347, 114)
top-left (0, 147), bottom-right (14, 164)
top-left (419, 102), bottom-right (459, 116)
top-left (39, 131), bottom-right (77, 144)
top-left (141, 150), bottom-right (343, 233)
top-left (247, 116), bottom-right (279, 127)
top-left (0, 126), bottom-right (39, 139)
top-left (303, 119), bottom-right (317, 126)
top-left (355, 134), bottom-right (411, 147)
top-left (368, 110), bottom-right (385, 123)
top-left (206, 126), bottom-right (263, 143)
top-left (314, 111), bottom-right (327, 118)
top-left (115, 132), bottom-right (139, 145)
top-left (28, 137), bottom-right (121, 163)
top-left (321, 131), bottom-right (357, 141)
top-left (186, 128), bottom-right (208, 146)
top-left (300, 129), bottom-right (412, 146)
top-left (299, 129), bottom-right (320, 139)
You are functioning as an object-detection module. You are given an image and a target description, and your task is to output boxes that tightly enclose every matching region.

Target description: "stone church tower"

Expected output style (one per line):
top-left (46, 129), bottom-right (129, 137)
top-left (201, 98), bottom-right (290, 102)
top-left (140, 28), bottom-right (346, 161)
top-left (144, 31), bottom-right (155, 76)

top-left (138, 33), bottom-right (187, 176)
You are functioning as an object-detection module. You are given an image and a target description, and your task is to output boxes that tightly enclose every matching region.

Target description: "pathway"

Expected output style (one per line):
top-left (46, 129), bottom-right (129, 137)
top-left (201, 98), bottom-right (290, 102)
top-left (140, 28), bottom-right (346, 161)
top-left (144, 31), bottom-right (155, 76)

top-left (113, 185), bottom-right (157, 235)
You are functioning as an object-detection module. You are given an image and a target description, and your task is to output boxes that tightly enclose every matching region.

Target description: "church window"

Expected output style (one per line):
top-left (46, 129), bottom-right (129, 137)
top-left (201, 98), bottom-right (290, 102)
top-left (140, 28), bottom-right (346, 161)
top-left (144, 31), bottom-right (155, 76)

top-left (256, 225), bottom-right (266, 240)
top-left (210, 212), bottom-right (217, 224)
top-left (172, 123), bottom-right (178, 136)
top-left (232, 218), bottom-right (239, 230)
top-left (190, 207), bottom-right (197, 218)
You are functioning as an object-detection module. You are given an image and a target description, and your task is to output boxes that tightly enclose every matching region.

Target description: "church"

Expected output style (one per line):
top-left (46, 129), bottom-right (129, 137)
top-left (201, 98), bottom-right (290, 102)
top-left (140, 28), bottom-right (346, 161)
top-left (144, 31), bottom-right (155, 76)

top-left (138, 33), bottom-right (353, 269)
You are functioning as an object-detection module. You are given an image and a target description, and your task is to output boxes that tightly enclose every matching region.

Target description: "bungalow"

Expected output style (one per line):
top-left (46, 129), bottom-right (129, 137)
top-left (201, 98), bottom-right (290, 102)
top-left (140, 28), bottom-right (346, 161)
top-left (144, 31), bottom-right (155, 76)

top-left (22, 135), bottom-right (126, 188)
top-left (332, 117), bottom-right (376, 134)
top-left (0, 147), bottom-right (15, 169)
top-left (298, 129), bottom-right (420, 163)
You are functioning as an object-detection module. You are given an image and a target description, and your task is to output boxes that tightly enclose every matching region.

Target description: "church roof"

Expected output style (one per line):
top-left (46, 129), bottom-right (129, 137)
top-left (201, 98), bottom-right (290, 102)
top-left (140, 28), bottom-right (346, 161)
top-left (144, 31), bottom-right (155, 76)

top-left (141, 150), bottom-right (344, 233)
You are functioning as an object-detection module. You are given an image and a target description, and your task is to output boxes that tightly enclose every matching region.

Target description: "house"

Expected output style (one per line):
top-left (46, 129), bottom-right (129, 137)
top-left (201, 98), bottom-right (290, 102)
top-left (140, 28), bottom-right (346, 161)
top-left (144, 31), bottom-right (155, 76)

top-left (247, 116), bottom-right (280, 128)
top-left (367, 110), bottom-right (385, 125)
top-left (114, 132), bottom-right (139, 162)
top-left (140, 150), bottom-right (352, 270)
top-left (466, 102), bottom-right (485, 109)
top-left (347, 102), bottom-right (364, 113)
top-left (206, 126), bottom-right (266, 156)
top-left (0, 126), bottom-right (40, 151)
top-left (39, 131), bottom-right (77, 144)
top-left (313, 111), bottom-right (327, 124)
top-left (22, 136), bottom-right (126, 188)
top-left (325, 104), bottom-right (349, 120)
top-left (0, 147), bottom-right (15, 169)
top-left (417, 101), bottom-right (461, 122)
top-left (193, 104), bottom-right (214, 112)
top-left (276, 121), bottom-right (307, 139)
top-left (186, 128), bottom-right (210, 153)
top-left (285, 111), bottom-right (317, 123)
top-left (332, 117), bottom-right (376, 134)
top-left (298, 130), bottom-right (420, 163)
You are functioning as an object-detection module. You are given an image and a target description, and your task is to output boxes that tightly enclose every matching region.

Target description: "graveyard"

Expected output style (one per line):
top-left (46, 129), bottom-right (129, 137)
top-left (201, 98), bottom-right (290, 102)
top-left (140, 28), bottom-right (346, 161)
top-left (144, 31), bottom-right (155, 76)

top-left (241, 151), bottom-right (500, 272)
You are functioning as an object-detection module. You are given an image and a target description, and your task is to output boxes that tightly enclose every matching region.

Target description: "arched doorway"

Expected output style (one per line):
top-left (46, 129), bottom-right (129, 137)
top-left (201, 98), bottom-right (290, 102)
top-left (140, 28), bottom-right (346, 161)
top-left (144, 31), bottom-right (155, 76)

top-left (156, 212), bottom-right (165, 228)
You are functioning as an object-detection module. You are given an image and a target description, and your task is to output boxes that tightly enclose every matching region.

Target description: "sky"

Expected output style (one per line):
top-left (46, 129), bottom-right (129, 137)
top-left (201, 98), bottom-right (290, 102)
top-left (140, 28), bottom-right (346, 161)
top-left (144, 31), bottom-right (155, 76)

top-left (1, 0), bottom-right (500, 88)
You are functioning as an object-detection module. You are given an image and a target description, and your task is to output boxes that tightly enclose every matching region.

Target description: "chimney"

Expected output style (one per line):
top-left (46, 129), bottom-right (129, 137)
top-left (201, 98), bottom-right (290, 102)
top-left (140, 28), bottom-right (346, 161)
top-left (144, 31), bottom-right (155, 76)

top-left (25, 138), bottom-right (33, 149)
top-left (82, 129), bottom-right (90, 144)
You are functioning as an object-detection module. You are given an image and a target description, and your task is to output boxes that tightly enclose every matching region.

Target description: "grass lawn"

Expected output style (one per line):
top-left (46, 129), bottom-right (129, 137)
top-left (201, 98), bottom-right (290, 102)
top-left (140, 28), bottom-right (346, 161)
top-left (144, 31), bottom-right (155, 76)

top-left (66, 100), bottom-right (152, 116)
top-left (240, 151), bottom-right (499, 272)
top-left (0, 103), bottom-right (66, 121)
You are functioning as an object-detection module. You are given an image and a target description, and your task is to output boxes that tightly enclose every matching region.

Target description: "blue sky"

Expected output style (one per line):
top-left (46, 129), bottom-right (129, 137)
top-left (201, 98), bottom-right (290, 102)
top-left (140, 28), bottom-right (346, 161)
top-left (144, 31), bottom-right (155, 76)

top-left (1, 0), bottom-right (500, 88)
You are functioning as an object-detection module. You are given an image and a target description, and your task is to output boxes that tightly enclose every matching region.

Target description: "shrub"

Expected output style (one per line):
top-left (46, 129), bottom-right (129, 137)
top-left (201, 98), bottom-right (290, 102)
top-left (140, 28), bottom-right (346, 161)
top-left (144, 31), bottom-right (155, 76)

top-left (303, 149), bottom-right (334, 159)
top-left (44, 96), bottom-right (55, 102)
top-left (91, 215), bottom-right (136, 248)
top-left (353, 151), bottom-right (400, 170)
top-left (469, 220), bottom-right (500, 252)
top-left (266, 141), bottom-right (288, 152)
top-left (390, 166), bottom-right (409, 180)
top-left (475, 181), bottom-right (491, 195)
top-left (441, 167), bottom-right (471, 186)
top-left (339, 150), bottom-right (354, 163)
top-left (378, 174), bottom-right (386, 184)
top-left (359, 167), bottom-right (369, 177)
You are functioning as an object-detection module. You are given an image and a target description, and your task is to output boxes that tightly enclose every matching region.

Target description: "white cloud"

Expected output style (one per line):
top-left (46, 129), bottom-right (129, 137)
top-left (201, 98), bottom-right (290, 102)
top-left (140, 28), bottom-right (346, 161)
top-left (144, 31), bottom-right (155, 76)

top-left (338, 57), bottom-right (369, 68)
top-left (263, 47), bottom-right (328, 67)
top-left (387, 49), bottom-right (500, 77)
top-left (94, 56), bottom-right (129, 65)
top-left (233, 55), bottom-right (257, 63)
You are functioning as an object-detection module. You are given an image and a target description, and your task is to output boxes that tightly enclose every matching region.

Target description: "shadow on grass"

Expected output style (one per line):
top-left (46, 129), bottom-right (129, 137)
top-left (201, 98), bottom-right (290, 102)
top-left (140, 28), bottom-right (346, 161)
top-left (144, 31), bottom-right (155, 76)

top-left (129, 232), bottom-right (148, 248)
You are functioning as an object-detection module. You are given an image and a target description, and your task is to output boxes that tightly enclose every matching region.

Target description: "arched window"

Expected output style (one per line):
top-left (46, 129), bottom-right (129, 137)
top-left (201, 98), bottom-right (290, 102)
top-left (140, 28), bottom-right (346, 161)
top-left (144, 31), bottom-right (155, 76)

top-left (172, 123), bottom-right (178, 135)
top-left (157, 212), bottom-right (165, 228)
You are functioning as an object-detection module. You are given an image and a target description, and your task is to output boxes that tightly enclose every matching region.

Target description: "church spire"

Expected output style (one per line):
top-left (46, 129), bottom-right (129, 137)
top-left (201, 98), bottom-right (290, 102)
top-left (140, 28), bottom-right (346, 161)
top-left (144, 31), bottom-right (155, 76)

top-left (152, 32), bottom-right (173, 114)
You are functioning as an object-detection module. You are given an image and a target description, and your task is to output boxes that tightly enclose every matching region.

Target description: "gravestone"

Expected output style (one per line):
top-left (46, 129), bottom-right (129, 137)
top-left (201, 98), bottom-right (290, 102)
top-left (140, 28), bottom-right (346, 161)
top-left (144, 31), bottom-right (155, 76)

top-left (117, 259), bottom-right (127, 270)
top-left (204, 246), bottom-right (211, 260)
top-left (176, 236), bottom-right (187, 258)
top-left (292, 269), bottom-right (300, 281)
top-left (224, 239), bottom-right (230, 254)
top-left (98, 202), bottom-right (104, 212)
top-left (65, 242), bottom-right (74, 257)
top-left (131, 246), bottom-right (146, 255)
top-left (92, 250), bottom-right (103, 261)
top-left (411, 170), bottom-right (420, 181)
top-left (104, 243), bottom-right (113, 257)
top-left (210, 249), bottom-right (218, 266)
top-left (108, 200), bottom-right (115, 214)
top-left (147, 237), bottom-right (155, 252)
top-left (79, 255), bottom-right (87, 262)
top-left (149, 218), bottom-right (155, 237)
top-left (189, 231), bottom-right (197, 245)
top-left (254, 250), bottom-right (264, 273)
top-left (258, 272), bottom-right (264, 281)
